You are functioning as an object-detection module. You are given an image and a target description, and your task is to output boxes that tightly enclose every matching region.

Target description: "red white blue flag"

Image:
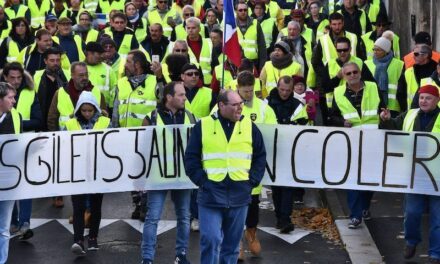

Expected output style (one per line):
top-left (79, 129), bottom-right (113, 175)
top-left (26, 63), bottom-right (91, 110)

top-left (223, 0), bottom-right (242, 67)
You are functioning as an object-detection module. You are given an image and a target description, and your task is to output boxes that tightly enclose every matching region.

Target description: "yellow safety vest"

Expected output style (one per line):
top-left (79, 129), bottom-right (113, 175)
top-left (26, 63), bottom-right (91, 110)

top-left (132, 18), bottom-right (148, 43)
top-left (338, 9), bottom-right (367, 35)
top-left (171, 2), bottom-right (202, 19)
top-left (5, 37), bottom-right (21, 63)
top-left (34, 69), bottom-right (71, 93)
top-left (85, 29), bottom-right (100, 44)
top-left (214, 64), bottom-right (234, 89)
top-left (148, 109), bottom-right (193, 125)
top-left (84, 0), bottom-right (98, 13)
top-left (320, 31), bottom-right (357, 65)
top-left (11, 108), bottom-right (21, 134)
top-left (87, 62), bottom-right (115, 107)
top-left (196, 38), bottom-right (213, 85)
top-left (16, 89), bottom-right (35, 121)
top-left (98, 0), bottom-right (125, 13)
top-left (18, 44), bottom-right (71, 72)
top-left (52, 35), bottom-right (86, 63)
top-left (334, 81), bottom-right (380, 129)
top-left (27, 0), bottom-right (52, 28)
top-left (364, 58), bottom-right (404, 112)
top-left (361, 31), bottom-right (401, 60)
top-left (0, 21), bottom-right (11, 44)
top-left (404, 67), bottom-right (420, 108)
top-left (402, 108), bottom-right (440, 132)
top-left (174, 23), bottom-right (206, 40)
top-left (103, 28), bottom-right (134, 58)
top-left (5, 5), bottom-right (28, 20)
top-left (57, 87), bottom-right (102, 130)
top-left (260, 17), bottom-right (276, 49)
top-left (117, 75), bottom-right (157, 127)
top-left (65, 116), bottom-right (111, 131)
top-left (237, 19), bottom-right (258, 60)
top-left (147, 9), bottom-right (177, 38)
top-left (263, 60), bottom-right (302, 94)
top-left (290, 103), bottom-right (309, 123)
top-left (201, 115), bottom-right (253, 182)
top-left (184, 87), bottom-right (212, 119)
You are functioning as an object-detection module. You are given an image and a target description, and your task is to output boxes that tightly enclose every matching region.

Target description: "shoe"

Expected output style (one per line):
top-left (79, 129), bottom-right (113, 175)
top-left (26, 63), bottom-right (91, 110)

top-left (348, 218), bottom-right (361, 229)
top-left (293, 199), bottom-right (304, 205)
top-left (88, 237), bottom-right (99, 251)
top-left (280, 222), bottom-right (295, 234)
top-left (71, 241), bottom-right (86, 255)
top-left (244, 227), bottom-right (261, 256)
top-left (174, 252), bottom-right (190, 264)
top-left (18, 222), bottom-right (34, 240)
top-left (403, 245), bottom-right (416, 259)
top-left (275, 219), bottom-right (281, 229)
top-left (429, 257), bottom-right (440, 263)
top-left (53, 197), bottom-right (64, 208)
top-left (10, 225), bottom-right (19, 235)
top-left (131, 204), bottom-right (141, 219)
top-left (238, 241), bottom-right (244, 262)
top-left (139, 208), bottom-right (147, 223)
top-left (362, 210), bottom-right (371, 220)
top-left (190, 219), bottom-right (199, 232)
top-left (84, 210), bottom-right (91, 228)
top-left (142, 259), bottom-right (153, 264)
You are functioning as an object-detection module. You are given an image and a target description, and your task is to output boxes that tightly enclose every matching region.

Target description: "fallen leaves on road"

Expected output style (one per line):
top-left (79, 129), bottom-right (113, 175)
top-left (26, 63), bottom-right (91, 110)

top-left (292, 208), bottom-right (342, 245)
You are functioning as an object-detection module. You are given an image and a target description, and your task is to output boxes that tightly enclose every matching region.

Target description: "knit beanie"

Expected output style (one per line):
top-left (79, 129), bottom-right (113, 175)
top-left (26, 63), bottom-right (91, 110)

top-left (374, 37), bottom-right (391, 53)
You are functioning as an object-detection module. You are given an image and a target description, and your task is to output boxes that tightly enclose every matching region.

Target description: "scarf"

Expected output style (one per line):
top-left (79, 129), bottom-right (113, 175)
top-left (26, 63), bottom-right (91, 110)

top-left (128, 12), bottom-right (140, 24)
top-left (128, 74), bottom-right (147, 88)
top-left (270, 52), bottom-right (293, 69)
top-left (373, 51), bottom-right (393, 104)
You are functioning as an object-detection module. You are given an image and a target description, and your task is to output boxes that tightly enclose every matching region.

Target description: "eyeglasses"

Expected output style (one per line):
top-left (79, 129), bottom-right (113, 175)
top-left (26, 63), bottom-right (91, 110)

top-left (185, 71), bottom-right (199, 77)
top-left (414, 52), bottom-right (427, 57)
top-left (184, 13), bottom-right (194, 17)
top-left (158, 1), bottom-right (167, 3)
top-left (237, 9), bottom-right (247, 12)
top-left (372, 48), bottom-right (384, 52)
top-left (174, 49), bottom-right (187, 52)
top-left (345, 70), bottom-right (359, 76)
top-left (336, 48), bottom-right (349, 53)
top-left (226, 101), bottom-right (244, 107)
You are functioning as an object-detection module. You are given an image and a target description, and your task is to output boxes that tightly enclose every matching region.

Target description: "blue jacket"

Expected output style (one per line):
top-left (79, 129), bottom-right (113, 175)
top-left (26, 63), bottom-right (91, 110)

top-left (184, 113), bottom-right (266, 208)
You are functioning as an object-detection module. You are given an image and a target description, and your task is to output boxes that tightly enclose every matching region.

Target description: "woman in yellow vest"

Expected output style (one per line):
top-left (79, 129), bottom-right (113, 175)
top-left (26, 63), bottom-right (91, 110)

top-left (64, 91), bottom-right (111, 256)
top-left (125, 2), bottom-right (148, 43)
top-left (4, 0), bottom-right (31, 23)
top-left (0, 17), bottom-right (34, 68)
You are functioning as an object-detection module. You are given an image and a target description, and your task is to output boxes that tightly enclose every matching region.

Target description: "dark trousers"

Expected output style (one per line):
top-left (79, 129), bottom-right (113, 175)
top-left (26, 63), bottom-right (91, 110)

top-left (271, 186), bottom-right (295, 224)
top-left (71, 193), bottom-right (103, 242)
top-left (245, 195), bottom-right (260, 228)
top-left (347, 190), bottom-right (374, 220)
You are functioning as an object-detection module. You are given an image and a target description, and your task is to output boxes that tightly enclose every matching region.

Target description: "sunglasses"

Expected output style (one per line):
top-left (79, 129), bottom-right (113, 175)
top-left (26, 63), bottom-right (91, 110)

top-left (336, 48), bottom-right (349, 53)
top-left (185, 71), bottom-right (200, 77)
top-left (184, 13), bottom-right (195, 17)
top-left (174, 49), bottom-right (187, 52)
top-left (414, 52), bottom-right (427, 57)
top-left (345, 70), bottom-right (359, 76)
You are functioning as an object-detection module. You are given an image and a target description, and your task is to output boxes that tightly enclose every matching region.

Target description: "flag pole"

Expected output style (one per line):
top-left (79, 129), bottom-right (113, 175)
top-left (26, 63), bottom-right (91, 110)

top-left (221, 1), bottom-right (227, 91)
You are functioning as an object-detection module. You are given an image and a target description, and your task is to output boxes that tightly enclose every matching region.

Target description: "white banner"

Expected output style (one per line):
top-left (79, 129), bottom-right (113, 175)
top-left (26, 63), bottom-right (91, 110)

top-left (0, 125), bottom-right (439, 201)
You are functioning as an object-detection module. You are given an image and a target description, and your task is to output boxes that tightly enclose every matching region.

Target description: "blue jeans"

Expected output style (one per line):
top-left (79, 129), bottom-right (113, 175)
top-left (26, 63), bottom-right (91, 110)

top-left (199, 204), bottom-right (248, 264)
top-left (141, 189), bottom-right (191, 261)
top-left (404, 193), bottom-right (440, 259)
top-left (347, 190), bottom-right (374, 220)
top-left (0, 200), bottom-right (14, 264)
top-left (11, 199), bottom-right (32, 227)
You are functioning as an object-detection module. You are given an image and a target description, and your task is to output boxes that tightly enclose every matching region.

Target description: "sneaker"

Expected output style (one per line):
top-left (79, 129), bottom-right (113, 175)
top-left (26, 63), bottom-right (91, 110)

top-left (88, 237), bottom-right (99, 251)
top-left (18, 222), bottom-right (34, 240)
top-left (403, 244), bottom-right (416, 259)
top-left (174, 253), bottom-right (190, 264)
top-left (348, 218), bottom-right (361, 229)
top-left (190, 219), bottom-right (199, 232)
top-left (71, 241), bottom-right (86, 255)
top-left (280, 222), bottom-right (295, 234)
top-left (131, 204), bottom-right (141, 219)
top-left (362, 210), bottom-right (371, 220)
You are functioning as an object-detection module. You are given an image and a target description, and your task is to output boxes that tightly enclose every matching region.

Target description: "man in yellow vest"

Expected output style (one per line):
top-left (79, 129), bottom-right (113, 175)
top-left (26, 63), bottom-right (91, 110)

top-left (0, 81), bottom-right (22, 264)
top-left (236, 2), bottom-right (267, 72)
top-left (339, 0), bottom-right (371, 37)
top-left (73, 11), bottom-right (100, 44)
top-left (44, 14), bottom-right (58, 36)
top-left (53, 17), bottom-right (86, 64)
top-left (146, 0), bottom-right (182, 39)
top-left (5, 0), bottom-right (31, 23)
top-left (101, 37), bottom-right (124, 79)
top-left (330, 61), bottom-right (385, 229)
top-left (27, 0), bottom-right (52, 30)
top-left (380, 85), bottom-right (440, 263)
top-left (356, 0), bottom-right (387, 25)
top-left (184, 89), bottom-right (266, 264)
top-left (251, 1), bottom-right (278, 55)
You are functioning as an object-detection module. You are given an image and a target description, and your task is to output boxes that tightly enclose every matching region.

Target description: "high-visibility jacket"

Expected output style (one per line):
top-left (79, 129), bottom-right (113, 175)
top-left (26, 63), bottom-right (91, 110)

top-left (260, 17), bottom-right (276, 49)
top-left (117, 75), bottom-right (157, 127)
top-left (237, 19), bottom-right (258, 60)
top-left (319, 31), bottom-right (358, 65)
top-left (5, 5), bottom-right (29, 20)
top-left (57, 87), bottom-right (102, 130)
top-left (315, 19), bottom-right (330, 39)
top-left (404, 67), bottom-right (421, 108)
top-left (16, 89), bottom-right (35, 122)
top-left (364, 58), bottom-right (404, 112)
top-left (84, 0), bottom-right (99, 13)
top-left (98, 0), bottom-right (125, 14)
top-left (290, 102), bottom-right (309, 123)
top-left (11, 108), bottom-right (21, 134)
top-left (214, 64), bottom-right (234, 89)
top-left (4, 37), bottom-right (23, 63)
top-left (174, 23), bottom-right (206, 40)
top-left (103, 28), bottom-right (135, 58)
top-left (148, 109), bottom-right (193, 125)
top-left (0, 20), bottom-right (11, 45)
top-left (263, 60), bottom-right (302, 94)
top-left (171, 2), bottom-right (202, 19)
top-left (52, 34), bottom-right (85, 63)
top-left (194, 38), bottom-right (213, 85)
top-left (338, 8), bottom-right (368, 35)
top-left (402, 108), bottom-right (440, 132)
top-left (18, 44), bottom-right (71, 72)
top-left (184, 87), bottom-right (212, 119)
top-left (84, 29), bottom-right (100, 44)
top-left (334, 81), bottom-right (380, 129)
top-left (28, 0), bottom-right (52, 28)
top-left (326, 56), bottom-right (363, 108)
top-left (34, 69), bottom-right (71, 93)
top-left (65, 116), bottom-right (110, 131)
top-left (147, 9), bottom-right (178, 38)
top-left (87, 62), bottom-right (116, 108)
top-left (133, 18), bottom-right (148, 43)
top-left (361, 31), bottom-right (400, 60)
top-left (201, 115), bottom-right (253, 182)
top-left (48, 7), bottom-right (71, 19)
top-left (362, 3), bottom-right (380, 25)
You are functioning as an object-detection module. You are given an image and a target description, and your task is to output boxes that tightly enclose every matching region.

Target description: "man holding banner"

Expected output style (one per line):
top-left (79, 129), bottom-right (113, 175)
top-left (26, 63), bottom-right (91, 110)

top-left (380, 84), bottom-right (440, 263)
top-left (184, 90), bottom-right (266, 264)
top-left (330, 61), bottom-right (385, 229)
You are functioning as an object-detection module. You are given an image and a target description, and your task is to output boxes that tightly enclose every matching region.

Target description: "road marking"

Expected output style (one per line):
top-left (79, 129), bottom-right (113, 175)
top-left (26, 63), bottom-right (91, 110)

top-left (258, 226), bottom-right (311, 244)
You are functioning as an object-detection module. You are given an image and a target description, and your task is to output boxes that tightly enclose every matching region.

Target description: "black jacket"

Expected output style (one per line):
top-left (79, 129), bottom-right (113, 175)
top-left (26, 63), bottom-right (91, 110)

top-left (266, 88), bottom-right (308, 125)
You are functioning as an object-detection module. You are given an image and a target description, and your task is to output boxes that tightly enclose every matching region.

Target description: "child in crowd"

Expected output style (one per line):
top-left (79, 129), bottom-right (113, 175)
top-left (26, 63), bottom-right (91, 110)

top-left (292, 76), bottom-right (319, 124)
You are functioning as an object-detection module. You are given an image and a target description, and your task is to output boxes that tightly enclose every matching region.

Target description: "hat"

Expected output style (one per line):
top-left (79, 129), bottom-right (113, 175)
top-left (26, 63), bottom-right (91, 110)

top-left (419, 85), bottom-right (439, 97)
top-left (100, 37), bottom-right (116, 48)
top-left (85, 41), bottom-right (104, 53)
top-left (45, 14), bottom-right (57, 22)
top-left (374, 37), bottom-right (391, 53)
top-left (274, 41), bottom-right (290, 54)
top-left (293, 75), bottom-right (305, 85)
top-left (291, 9), bottom-right (304, 19)
top-left (57, 17), bottom-right (72, 24)
top-left (414, 31), bottom-right (432, 45)
top-left (74, 91), bottom-right (101, 116)
top-left (181, 63), bottom-right (198, 74)
top-left (373, 14), bottom-right (392, 26)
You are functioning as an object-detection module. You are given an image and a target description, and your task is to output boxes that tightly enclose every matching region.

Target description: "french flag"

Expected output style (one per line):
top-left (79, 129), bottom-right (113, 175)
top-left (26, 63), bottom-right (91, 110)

top-left (223, 0), bottom-right (242, 67)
